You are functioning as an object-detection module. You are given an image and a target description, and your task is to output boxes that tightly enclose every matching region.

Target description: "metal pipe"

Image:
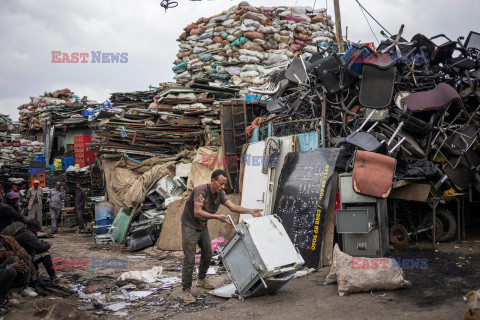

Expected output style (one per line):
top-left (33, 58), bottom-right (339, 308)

top-left (389, 136), bottom-right (406, 154)
top-left (388, 121), bottom-right (404, 146)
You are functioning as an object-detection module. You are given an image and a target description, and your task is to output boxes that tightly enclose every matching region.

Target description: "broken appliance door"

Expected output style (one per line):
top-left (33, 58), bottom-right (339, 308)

top-left (264, 136), bottom-right (295, 216)
top-left (240, 141), bottom-right (269, 220)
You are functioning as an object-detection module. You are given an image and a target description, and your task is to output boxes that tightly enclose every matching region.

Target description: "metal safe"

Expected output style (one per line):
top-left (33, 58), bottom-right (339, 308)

top-left (337, 173), bottom-right (389, 257)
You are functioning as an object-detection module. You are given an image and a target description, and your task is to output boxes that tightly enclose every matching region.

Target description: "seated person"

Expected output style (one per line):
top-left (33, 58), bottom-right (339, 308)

top-left (0, 258), bottom-right (27, 316)
top-left (14, 219), bottom-right (57, 282)
top-left (1, 182), bottom-right (13, 204)
top-left (0, 235), bottom-right (37, 297)
top-left (0, 202), bottom-right (28, 234)
top-left (5, 191), bottom-right (21, 214)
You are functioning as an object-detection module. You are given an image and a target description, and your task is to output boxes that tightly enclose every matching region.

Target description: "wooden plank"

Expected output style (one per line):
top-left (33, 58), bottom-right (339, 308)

top-left (392, 179), bottom-right (412, 189)
top-left (320, 171), bottom-right (338, 268)
top-left (132, 130), bottom-right (137, 144)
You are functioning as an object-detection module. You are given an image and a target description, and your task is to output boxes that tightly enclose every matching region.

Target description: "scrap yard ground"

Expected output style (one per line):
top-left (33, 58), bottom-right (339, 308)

top-left (2, 1), bottom-right (480, 320)
top-left (4, 227), bottom-right (479, 320)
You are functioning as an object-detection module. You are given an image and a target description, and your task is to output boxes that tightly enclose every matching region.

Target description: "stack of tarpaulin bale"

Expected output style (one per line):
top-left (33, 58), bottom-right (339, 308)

top-left (17, 89), bottom-right (76, 131)
top-left (173, 2), bottom-right (335, 88)
top-left (0, 139), bottom-right (44, 166)
top-left (17, 88), bottom-right (102, 131)
top-left (0, 114), bottom-right (13, 132)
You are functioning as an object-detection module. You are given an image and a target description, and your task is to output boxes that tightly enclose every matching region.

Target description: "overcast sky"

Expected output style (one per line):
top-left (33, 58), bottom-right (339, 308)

top-left (0, 0), bottom-right (479, 120)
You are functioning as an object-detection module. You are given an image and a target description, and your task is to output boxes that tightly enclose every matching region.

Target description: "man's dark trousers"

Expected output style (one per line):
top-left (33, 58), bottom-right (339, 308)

top-left (181, 224), bottom-right (212, 290)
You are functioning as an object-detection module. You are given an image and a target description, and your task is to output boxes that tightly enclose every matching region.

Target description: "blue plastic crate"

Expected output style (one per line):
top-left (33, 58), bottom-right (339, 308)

top-left (61, 157), bottom-right (75, 165)
top-left (35, 156), bottom-right (46, 162)
top-left (28, 168), bottom-right (38, 175)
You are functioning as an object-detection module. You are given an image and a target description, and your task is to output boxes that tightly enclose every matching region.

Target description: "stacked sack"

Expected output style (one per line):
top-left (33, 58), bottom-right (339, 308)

top-left (0, 114), bottom-right (14, 132)
top-left (0, 139), bottom-right (44, 166)
top-left (173, 2), bottom-right (335, 87)
top-left (17, 89), bottom-right (76, 131)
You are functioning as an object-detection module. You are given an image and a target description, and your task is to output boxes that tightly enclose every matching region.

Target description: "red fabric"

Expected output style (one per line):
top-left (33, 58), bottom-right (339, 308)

top-left (289, 44), bottom-right (302, 52)
top-left (246, 117), bottom-right (262, 138)
top-left (294, 33), bottom-right (312, 42)
top-left (403, 82), bottom-right (466, 114)
top-left (352, 150), bottom-right (396, 198)
top-left (312, 13), bottom-right (326, 24)
top-left (235, 6), bottom-right (260, 16)
top-left (294, 39), bottom-right (306, 46)
top-left (196, 17), bottom-right (211, 24)
top-left (241, 42), bottom-right (265, 52)
top-left (178, 32), bottom-right (187, 40)
top-left (283, 16), bottom-right (307, 23)
top-left (184, 23), bottom-right (198, 33)
top-left (176, 51), bottom-right (192, 59)
top-left (190, 28), bottom-right (205, 36)
top-left (244, 31), bottom-right (265, 40)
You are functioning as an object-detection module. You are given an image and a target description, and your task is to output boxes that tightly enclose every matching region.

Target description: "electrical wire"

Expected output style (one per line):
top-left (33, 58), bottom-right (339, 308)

top-left (358, 4), bottom-right (380, 44)
top-left (355, 0), bottom-right (391, 37)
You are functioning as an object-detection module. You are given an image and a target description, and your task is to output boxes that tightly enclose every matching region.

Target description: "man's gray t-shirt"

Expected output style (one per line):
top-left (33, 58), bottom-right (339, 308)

top-left (181, 184), bottom-right (228, 230)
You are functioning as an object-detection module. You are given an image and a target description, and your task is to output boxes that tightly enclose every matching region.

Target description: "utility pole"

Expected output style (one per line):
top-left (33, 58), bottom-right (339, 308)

top-left (333, 0), bottom-right (344, 53)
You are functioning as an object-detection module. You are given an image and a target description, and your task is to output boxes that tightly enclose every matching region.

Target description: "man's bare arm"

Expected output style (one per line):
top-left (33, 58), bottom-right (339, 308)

top-left (223, 200), bottom-right (263, 217)
top-left (193, 202), bottom-right (229, 223)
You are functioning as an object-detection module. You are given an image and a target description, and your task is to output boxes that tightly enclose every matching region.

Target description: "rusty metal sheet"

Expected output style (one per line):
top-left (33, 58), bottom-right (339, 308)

top-left (389, 183), bottom-right (431, 202)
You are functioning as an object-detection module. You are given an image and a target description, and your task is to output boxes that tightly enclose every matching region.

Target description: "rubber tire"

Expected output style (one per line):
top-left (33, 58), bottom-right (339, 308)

top-left (422, 208), bottom-right (457, 242)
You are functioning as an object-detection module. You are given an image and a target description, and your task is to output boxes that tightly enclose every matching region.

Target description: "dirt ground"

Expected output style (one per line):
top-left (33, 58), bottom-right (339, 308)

top-left (3, 225), bottom-right (480, 320)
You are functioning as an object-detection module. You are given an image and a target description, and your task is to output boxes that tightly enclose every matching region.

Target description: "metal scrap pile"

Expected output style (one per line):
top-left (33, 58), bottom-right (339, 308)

top-left (64, 165), bottom-right (103, 206)
top-left (173, 2), bottom-right (335, 88)
top-left (249, 27), bottom-right (480, 195)
top-left (109, 90), bottom-right (158, 109)
top-left (93, 86), bottom-right (230, 158)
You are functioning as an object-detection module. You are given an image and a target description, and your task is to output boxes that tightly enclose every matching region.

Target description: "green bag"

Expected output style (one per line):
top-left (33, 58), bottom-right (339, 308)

top-left (172, 61), bottom-right (188, 72)
top-left (230, 37), bottom-right (251, 47)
